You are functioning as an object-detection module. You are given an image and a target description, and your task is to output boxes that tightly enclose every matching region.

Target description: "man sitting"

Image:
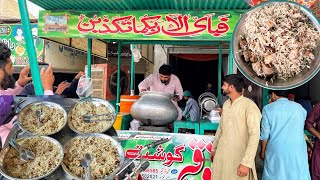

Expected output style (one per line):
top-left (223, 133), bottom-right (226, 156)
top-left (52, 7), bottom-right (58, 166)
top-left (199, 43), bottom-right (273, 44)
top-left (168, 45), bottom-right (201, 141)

top-left (182, 90), bottom-right (200, 121)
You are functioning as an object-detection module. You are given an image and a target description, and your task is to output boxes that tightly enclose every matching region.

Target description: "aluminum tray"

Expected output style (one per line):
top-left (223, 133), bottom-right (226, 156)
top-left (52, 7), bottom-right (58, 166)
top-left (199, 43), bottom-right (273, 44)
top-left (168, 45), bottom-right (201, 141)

top-left (61, 133), bottom-right (125, 180)
top-left (67, 98), bottom-right (117, 134)
top-left (232, 1), bottom-right (320, 90)
top-left (0, 136), bottom-right (64, 180)
top-left (0, 97), bottom-right (121, 180)
top-left (17, 101), bottom-right (68, 136)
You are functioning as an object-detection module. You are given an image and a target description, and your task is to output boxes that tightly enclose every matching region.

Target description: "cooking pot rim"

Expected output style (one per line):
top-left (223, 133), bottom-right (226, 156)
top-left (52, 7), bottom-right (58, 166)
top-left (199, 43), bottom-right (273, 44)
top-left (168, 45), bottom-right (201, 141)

top-left (139, 91), bottom-right (173, 98)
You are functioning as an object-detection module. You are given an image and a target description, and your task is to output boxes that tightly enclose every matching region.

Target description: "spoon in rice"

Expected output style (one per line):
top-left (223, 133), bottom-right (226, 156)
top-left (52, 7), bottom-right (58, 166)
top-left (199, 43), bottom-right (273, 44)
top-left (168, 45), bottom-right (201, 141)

top-left (82, 114), bottom-right (115, 123)
top-left (81, 153), bottom-right (93, 180)
top-left (36, 110), bottom-right (42, 128)
top-left (8, 140), bottom-right (27, 162)
top-left (10, 139), bottom-right (35, 160)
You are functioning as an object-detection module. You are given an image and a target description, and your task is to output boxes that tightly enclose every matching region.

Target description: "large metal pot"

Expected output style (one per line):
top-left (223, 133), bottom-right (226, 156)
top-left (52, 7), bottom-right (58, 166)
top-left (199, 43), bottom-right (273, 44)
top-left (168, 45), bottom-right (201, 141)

top-left (130, 91), bottom-right (178, 126)
top-left (232, 1), bottom-right (320, 90)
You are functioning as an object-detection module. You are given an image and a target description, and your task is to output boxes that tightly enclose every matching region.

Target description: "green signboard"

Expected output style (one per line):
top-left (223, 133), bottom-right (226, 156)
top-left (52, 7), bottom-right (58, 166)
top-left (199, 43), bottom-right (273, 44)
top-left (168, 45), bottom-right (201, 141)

top-left (38, 10), bottom-right (244, 41)
top-left (0, 24), bottom-right (44, 65)
top-left (117, 130), bottom-right (214, 180)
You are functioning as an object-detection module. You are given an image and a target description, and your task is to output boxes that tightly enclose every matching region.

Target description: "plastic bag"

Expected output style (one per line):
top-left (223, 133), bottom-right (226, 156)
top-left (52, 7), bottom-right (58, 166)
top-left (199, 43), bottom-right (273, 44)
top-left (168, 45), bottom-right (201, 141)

top-left (129, 119), bottom-right (142, 131)
top-left (209, 108), bottom-right (221, 122)
top-left (132, 47), bottom-right (142, 63)
top-left (76, 75), bottom-right (93, 98)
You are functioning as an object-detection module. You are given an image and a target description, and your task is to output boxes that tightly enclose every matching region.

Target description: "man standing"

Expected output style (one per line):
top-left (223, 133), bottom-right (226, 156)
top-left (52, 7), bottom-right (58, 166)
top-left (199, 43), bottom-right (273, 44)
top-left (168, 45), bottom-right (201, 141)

top-left (260, 90), bottom-right (310, 180)
top-left (182, 90), bottom-right (200, 121)
top-left (139, 64), bottom-right (183, 98)
top-left (211, 74), bottom-right (261, 180)
top-left (305, 102), bottom-right (320, 180)
top-left (138, 64), bottom-right (183, 120)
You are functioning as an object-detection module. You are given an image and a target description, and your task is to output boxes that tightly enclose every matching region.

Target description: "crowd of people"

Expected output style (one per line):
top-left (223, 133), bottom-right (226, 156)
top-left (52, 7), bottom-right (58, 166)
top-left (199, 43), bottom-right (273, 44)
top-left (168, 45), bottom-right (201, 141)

top-left (0, 42), bottom-right (84, 147)
top-left (0, 42), bottom-right (83, 97)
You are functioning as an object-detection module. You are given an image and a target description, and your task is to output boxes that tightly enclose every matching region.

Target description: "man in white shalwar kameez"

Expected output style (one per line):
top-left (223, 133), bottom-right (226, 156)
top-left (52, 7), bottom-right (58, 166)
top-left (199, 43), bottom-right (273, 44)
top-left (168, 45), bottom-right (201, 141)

top-left (211, 74), bottom-right (261, 180)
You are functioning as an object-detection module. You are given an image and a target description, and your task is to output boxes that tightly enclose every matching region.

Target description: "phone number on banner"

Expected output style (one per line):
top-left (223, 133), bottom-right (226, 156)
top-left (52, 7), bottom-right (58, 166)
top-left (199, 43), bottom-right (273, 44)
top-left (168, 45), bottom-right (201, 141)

top-left (141, 173), bottom-right (172, 180)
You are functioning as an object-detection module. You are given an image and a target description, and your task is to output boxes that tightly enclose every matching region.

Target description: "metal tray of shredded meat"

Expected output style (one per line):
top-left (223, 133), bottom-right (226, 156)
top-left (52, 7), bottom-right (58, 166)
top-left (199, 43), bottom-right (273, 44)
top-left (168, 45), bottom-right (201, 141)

top-left (232, 1), bottom-right (320, 90)
top-left (0, 97), bottom-right (122, 180)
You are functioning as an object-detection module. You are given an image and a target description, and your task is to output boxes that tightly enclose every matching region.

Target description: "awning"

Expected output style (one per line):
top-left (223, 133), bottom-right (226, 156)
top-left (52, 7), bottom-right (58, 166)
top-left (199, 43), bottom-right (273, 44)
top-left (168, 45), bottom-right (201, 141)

top-left (29, 0), bottom-right (251, 11)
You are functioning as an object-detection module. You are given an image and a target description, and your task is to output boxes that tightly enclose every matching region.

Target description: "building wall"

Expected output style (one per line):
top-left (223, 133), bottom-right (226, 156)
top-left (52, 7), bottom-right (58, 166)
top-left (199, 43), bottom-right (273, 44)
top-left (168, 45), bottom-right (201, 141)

top-left (44, 41), bottom-right (153, 75)
top-left (44, 41), bottom-right (87, 73)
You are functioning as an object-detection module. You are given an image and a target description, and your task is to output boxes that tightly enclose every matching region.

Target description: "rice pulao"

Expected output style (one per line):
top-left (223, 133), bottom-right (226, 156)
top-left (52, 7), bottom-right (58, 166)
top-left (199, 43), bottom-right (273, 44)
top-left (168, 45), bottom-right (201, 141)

top-left (69, 102), bottom-right (113, 133)
top-left (19, 104), bottom-right (66, 135)
top-left (63, 136), bottom-right (120, 179)
top-left (4, 137), bottom-right (63, 179)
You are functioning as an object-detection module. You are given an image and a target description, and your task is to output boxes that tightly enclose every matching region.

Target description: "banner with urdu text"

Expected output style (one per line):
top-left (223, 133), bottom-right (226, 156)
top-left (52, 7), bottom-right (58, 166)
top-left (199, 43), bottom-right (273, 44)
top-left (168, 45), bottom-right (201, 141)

top-left (38, 10), bottom-right (244, 41)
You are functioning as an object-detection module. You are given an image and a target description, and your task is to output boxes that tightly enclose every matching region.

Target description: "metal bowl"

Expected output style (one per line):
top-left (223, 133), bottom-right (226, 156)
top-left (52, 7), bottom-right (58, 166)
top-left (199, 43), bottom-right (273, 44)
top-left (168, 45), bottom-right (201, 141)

top-left (17, 101), bottom-right (68, 136)
top-left (67, 98), bottom-right (116, 134)
top-left (0, 136), bottom-right (64, 180)
top-left (61, 133), bottom-right (125, 180)
top-left (232, 1), bottom-right (320, 90)
top-left (198, 92), bottom-right (218, 113)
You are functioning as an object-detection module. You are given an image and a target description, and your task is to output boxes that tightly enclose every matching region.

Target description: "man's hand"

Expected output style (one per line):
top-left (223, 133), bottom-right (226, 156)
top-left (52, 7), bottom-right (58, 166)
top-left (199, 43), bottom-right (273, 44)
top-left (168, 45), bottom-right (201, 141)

top-left (40, 64), bottom-right (55, 91)
top-left (210, 151), bottom-right (215, 163)
top-left (237, 164), bottom-right (250, 177)
top-left (140, 89), bottom-right (147, 92)
top-left (75, 71), bottom-right (85, 80)
top-left (17, 65), bottom-right (32, 87)
top-left (172, 95), bottom-right (179, 102)
top-left (55, 82), bottom-right (70, 95)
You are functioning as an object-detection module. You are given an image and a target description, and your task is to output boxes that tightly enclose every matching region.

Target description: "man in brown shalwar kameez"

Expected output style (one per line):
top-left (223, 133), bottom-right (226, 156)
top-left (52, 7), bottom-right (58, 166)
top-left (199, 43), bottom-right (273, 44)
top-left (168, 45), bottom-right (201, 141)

top-left (210, 74), bottom-right (261, 180)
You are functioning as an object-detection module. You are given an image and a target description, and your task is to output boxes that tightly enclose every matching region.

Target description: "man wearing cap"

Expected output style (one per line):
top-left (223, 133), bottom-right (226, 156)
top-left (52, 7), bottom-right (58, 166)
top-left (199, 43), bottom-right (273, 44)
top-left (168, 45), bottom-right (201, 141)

top-left (182, 90), bottom-right (200, 121)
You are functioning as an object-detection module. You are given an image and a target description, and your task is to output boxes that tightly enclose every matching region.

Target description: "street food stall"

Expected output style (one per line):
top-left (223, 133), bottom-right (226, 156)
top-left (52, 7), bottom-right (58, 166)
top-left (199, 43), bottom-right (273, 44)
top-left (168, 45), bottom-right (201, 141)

top-left (1, 0), bottom-right (320, 179)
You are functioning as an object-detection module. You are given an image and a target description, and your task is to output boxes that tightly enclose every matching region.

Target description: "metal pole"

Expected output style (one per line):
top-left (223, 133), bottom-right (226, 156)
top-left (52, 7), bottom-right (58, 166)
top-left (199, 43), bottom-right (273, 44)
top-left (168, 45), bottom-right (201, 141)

top-left (18, 0), bottom-right (43, 95)
top-left (130, 44), bottom-right (135, 95)
top-left (228, 43), bottom-right (234, 74)
top-left (87, 39), bottom-right (92, 78)
top-left (116, 42), bottom-right (121, 112)
top-left (217, 43), bottom-right (223, 105)
top-left (262, 88), bottom-right (269, 107)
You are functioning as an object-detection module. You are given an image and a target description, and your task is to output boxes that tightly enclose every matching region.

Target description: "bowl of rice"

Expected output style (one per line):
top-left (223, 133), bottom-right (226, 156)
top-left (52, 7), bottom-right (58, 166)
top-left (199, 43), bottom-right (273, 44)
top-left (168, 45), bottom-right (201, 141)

top-left (233, 1), bottom-right (320, 90)
top-left (67, 98), bottom-right (116, 134)
top-left (61, 133), bottom-right (124, 180)
top-left (0, 136), bottom-right (64, 180)
top-left (17, 101), bottom-right (67, 136)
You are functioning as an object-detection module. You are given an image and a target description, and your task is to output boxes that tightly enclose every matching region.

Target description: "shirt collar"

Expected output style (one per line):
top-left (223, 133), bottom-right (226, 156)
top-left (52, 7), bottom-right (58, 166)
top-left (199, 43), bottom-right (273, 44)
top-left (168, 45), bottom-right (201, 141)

top-left (233, 95), bottom-right (244, 104)
top-left (276, 97), bottom-right (288, 101)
